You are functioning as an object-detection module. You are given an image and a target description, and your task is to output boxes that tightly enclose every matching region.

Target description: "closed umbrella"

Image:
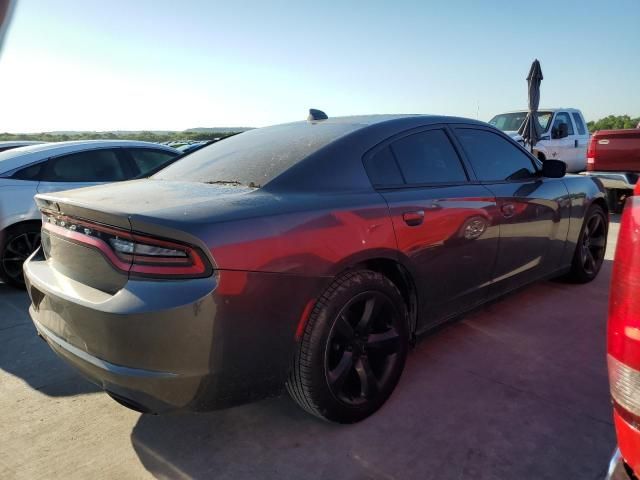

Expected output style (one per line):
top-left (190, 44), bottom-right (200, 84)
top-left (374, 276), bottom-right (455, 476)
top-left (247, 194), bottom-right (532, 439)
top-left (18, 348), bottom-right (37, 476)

top-left (518, 59), bottom-right (544, 153)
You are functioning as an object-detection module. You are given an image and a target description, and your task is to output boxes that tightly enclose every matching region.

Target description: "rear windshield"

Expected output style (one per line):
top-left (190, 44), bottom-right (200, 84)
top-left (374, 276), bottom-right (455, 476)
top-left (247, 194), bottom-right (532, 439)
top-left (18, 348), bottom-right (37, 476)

top-left (153, 122), bottom-right (360, 187)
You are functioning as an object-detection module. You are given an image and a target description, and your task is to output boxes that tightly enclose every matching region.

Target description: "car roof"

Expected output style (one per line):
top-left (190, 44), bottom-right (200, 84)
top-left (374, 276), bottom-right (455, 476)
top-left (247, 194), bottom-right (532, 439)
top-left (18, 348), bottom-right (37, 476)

top-left (0, 140), bottom-right (47, 147)
top-left (0, 140), bottom-right (178, 175)
top-left (260, 114), bottom-right (491, 191)
top-left (285, 114), bottom-right (486, 127)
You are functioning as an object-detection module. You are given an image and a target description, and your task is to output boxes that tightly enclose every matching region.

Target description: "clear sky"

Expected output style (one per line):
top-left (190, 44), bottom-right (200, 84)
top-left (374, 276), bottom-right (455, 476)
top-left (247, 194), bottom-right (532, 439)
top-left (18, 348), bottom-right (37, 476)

top-left (1, 0), bottom-right (638, 132)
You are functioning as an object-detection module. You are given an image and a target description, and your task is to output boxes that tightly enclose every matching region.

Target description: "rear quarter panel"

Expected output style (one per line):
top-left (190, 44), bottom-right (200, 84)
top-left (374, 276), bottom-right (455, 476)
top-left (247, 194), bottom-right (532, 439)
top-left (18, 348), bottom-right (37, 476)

top-left (128, 191), bottom-right (399, 278)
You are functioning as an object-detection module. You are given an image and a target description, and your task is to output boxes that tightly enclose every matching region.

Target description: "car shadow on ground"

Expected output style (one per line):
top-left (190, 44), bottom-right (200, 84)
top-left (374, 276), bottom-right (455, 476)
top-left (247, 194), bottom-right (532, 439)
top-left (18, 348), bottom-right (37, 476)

top-left (130, 262), bottom-right (615, 480)
top-left (0, 283), bottom-right (99, 396)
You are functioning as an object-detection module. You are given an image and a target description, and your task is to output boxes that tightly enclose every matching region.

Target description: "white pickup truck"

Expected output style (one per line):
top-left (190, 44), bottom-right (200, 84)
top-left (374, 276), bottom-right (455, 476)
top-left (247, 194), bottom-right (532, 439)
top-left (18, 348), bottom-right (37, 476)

top-left (488, 108), bottom-right (590, 173)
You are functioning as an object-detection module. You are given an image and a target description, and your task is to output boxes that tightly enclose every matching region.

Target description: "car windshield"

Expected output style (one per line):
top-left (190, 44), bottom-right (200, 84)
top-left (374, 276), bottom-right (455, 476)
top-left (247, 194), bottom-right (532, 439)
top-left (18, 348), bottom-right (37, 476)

top-left (489, 111), bottom-right (553, 133)
top-left (153, 122), bottom-right (361, 187)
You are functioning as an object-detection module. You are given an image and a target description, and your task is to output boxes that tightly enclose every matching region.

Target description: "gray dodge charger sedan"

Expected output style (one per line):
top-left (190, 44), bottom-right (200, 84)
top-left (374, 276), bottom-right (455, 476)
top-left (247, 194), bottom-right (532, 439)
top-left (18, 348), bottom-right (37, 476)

top-left (24, 113), bottom-right (608, 423)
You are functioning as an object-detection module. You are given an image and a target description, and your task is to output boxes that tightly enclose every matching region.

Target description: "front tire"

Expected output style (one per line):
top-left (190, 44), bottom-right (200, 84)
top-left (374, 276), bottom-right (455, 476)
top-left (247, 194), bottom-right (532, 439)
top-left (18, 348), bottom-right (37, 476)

top-left (286, 270), bottom-right (409, 423)
top-left (566, 204), bottom-right (608, 283)
top-left (0, 223), bottom-right (41, 289)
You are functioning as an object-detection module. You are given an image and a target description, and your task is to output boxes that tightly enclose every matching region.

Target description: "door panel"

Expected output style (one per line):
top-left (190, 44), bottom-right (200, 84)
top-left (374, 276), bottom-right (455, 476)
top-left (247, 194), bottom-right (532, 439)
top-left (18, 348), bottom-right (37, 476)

top-left (483, 179), bottom-right (571, 296)
top-left (452, 125), bottom-right (572, 297)
top-left (551, 112), bottom-right (580, 171)
top-left (363, 126), bottom-right (500, 329)
top-left (383, 185), bottom-right (499, 328)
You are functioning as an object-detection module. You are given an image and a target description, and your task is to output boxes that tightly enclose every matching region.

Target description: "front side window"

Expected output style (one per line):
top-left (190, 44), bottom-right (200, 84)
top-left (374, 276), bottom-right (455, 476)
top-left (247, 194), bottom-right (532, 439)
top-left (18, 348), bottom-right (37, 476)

top-left (455, 128), bottom-right (537, 182)
top-left (389, 129), bottom-right (467, 185)
top-left (552, 112), bottom-right (575, 136)
top-left (42, 149), bottom-right (126, 182)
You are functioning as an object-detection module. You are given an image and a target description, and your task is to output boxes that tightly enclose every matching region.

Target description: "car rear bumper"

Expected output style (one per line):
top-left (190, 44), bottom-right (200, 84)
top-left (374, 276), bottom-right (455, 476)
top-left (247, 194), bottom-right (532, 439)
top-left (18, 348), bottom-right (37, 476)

top-left (24, 249), bottom-right (325, 413)
top-left (32, 315), bottom-right (203, 413)
top-left (582, 172), bottom-right (638, 190)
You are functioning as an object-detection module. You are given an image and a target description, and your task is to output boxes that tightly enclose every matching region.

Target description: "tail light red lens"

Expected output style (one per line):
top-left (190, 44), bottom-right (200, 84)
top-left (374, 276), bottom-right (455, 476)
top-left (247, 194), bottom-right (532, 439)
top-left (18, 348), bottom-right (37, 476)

top-left (586, 136), bottom-right (596, 171)
top-left (41, 212), bottom-right (212, 278)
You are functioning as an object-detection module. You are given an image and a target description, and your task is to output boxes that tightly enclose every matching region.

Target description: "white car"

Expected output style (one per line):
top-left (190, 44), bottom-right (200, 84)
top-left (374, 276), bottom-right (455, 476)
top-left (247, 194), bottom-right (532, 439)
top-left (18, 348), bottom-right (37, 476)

top-left (489, 108), bottom-right (590, 173)
top-left (0, 140), bottom-right (46, 153)
top-left (0, 140), bottom-right (179, 287)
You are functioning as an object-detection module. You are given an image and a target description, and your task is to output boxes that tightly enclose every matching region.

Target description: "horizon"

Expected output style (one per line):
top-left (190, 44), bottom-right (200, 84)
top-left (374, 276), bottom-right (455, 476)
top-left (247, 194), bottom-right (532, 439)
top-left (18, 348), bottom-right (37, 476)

top-left (1, 0), bottom-right (638, 132)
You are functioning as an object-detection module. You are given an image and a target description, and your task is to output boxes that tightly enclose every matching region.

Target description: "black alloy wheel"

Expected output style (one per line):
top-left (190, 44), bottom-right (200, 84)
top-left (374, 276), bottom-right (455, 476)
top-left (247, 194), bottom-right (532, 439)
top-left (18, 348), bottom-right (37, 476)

top-left (325, 291), bottom-right (403, 406)
top-left (287, 270), bottom-right (409, 423)
top-left (580, 211), bottom-right (607, 276)
top-left (0, 225), bottom-right (41, 288)
top-left (567, 204), bottom-right (608, 283)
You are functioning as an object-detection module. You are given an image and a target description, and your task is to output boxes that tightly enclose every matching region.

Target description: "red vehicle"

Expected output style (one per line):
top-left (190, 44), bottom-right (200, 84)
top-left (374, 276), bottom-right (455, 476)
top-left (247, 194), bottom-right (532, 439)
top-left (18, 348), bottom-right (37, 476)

top-left (585, 129), bottom-right (640, 213)
top-left (606, 180), bottom-right (640, 478)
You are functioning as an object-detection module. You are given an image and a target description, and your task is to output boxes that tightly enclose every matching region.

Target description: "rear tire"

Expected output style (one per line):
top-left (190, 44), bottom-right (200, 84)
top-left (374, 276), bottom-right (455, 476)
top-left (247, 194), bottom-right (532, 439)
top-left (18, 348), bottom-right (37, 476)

top-left (286, 270), bottom-right (409, 423)
top-left (565, 205), bottom-right (607, 283)
top-left (0, 223), bottom-right (41, 289)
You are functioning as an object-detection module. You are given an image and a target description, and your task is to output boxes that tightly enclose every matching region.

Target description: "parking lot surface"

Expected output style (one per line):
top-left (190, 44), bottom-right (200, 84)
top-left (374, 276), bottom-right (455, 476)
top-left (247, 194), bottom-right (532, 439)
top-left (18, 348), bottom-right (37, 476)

top-left (0, 218), bottom-right (620, 480)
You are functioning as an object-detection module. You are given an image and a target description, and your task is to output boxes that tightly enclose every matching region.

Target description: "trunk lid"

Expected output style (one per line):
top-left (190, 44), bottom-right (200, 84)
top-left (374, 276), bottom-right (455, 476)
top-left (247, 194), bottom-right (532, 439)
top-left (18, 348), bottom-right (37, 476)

top-left (34, 180), bottom-right (265, 291)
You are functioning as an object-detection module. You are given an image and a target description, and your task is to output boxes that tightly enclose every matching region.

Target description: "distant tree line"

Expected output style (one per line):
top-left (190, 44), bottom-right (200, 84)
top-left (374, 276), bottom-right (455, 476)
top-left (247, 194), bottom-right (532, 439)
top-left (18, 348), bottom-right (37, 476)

top-left (0, 130), bottom-right (242, 143)
top-left (587, 115), bottom-right (640, 132)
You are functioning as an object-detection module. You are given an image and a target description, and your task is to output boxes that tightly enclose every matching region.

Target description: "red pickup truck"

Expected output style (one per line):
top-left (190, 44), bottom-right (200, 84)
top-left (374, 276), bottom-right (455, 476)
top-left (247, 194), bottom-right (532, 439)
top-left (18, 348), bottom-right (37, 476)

top-left (585, 128), bottom-right (640, 212)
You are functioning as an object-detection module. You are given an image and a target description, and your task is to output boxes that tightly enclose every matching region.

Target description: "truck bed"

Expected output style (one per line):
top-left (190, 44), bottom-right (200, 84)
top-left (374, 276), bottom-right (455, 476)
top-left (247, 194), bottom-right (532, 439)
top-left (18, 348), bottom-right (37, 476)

top-left (588, 129), bottom-right (640, 172)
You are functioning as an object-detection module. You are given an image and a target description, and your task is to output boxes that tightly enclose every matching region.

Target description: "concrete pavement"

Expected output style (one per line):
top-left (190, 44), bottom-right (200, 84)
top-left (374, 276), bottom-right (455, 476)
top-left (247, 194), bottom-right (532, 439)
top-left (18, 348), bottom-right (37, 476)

top-left (0, 217), bottom-right (620, 479)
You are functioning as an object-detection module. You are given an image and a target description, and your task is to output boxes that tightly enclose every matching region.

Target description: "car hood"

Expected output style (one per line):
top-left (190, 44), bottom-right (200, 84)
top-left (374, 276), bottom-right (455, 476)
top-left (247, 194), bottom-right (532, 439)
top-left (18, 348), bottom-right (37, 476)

top-left (505, 130), bottom-right (523, 140)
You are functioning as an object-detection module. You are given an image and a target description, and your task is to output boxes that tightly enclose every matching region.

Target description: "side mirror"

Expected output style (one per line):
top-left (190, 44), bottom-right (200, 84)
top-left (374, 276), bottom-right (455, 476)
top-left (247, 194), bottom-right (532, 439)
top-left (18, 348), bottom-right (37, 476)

top-left (542, 159), bottom-right (566, 178)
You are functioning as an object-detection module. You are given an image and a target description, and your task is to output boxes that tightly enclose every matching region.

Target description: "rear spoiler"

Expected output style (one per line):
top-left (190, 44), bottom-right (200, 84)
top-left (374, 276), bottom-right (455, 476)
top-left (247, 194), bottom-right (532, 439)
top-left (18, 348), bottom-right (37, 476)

top-left (35, 194), bottom-right (132, 231)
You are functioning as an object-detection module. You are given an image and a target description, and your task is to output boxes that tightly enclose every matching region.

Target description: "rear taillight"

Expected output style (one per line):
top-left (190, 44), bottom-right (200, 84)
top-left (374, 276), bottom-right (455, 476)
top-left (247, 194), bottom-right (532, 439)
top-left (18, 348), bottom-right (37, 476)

top-left (608, 192), bottom-right (640, 471)
top-left (587, 136), bottom-right (597, 171)
top-left (609, 354), bottom-right (640, 425)
top-left (41, 212), bottom-right (211, 278)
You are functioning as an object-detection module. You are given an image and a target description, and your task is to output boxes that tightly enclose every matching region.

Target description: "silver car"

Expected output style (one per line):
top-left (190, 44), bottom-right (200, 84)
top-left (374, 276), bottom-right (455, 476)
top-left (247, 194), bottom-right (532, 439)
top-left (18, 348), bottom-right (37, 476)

top-left (0, 140), bottom-right (179, 287)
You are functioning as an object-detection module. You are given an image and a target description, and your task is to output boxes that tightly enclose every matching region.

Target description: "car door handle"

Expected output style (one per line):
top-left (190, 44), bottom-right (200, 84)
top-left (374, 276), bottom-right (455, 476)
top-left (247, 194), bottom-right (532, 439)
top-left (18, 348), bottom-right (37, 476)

top-left (501, 204), bottom-right (516, 218)
top-left (402, 210), bottom-right (425, 226)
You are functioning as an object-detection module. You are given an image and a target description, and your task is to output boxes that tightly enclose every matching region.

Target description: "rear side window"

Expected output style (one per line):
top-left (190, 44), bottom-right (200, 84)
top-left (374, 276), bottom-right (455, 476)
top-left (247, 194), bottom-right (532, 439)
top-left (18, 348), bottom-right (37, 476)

top-left (41, 149), bottom-right (126, 182)
top-left (455, 128), bottom-right (537, 182)
top-left (128, 149), bottom-right (177, 175)
top-left (390, 129), bottom-right (467, 185)
top-left (364, 147), bottom-right (404, 186)
top-left (572, 112), bottom-right (587, 135)
top-left (11, 162), bottom-right (45, 180)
